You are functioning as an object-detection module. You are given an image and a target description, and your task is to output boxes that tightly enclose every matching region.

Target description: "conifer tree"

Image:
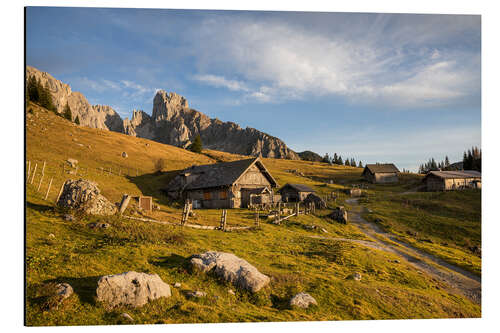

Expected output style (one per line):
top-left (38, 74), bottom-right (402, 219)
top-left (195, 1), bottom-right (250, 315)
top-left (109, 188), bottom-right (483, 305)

top-left (358, 161), bottom-right (363, 168)
top-left (63, 102), bottom-right (72, 121)
top-left (190, 134), bottom-right (203, 153)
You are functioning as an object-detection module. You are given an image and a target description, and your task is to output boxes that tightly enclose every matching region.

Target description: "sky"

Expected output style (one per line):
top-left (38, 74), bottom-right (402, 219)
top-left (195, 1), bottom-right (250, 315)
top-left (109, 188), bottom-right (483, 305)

top-left (26, 7), bottom-right (481, 171)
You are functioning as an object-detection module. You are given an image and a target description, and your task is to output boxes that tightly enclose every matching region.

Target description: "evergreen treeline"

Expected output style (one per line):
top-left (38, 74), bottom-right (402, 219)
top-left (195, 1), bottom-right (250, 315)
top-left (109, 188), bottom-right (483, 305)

top-left (26, 75), bottom-right (80, 125)
top-left (26, 75), bottom-right (56, 112)
top-left (322, 153), bottom-right (363, 168)
top-left (418, 146), bottom-right (481, 174)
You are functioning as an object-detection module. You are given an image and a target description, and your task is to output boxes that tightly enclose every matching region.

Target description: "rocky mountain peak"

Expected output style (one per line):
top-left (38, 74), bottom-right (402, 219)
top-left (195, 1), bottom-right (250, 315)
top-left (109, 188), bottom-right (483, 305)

top-left (152, 90), bottom-right (189, 123)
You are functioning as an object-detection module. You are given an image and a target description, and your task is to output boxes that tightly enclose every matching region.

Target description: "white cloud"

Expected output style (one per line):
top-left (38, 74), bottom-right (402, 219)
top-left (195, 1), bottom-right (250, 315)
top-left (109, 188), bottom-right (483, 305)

top-left (189, 15), bottom-right (480, 108)
top-left (193, 74), bottom-right (249, 92)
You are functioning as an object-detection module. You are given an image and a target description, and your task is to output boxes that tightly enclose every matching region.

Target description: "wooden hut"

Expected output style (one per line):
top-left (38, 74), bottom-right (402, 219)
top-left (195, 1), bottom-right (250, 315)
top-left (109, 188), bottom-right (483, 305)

top-left (422, 170), bottom-right (481, 191)
top-left (362, 164), bottom-right (399, 183)
top-left (278, 183), bottom-right (315, 202)
top-left (164, 157), bottom-right (278, 208)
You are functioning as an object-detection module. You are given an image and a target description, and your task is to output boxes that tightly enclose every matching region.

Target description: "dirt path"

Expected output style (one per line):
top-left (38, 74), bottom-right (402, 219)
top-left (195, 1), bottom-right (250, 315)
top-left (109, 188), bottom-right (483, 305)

top-left (339, 198), bottom-right (481, 304)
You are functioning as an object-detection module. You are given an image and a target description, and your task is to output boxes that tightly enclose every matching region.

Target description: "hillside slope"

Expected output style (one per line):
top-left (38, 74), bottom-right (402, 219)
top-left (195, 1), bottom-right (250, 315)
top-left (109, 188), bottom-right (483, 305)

top-left (25, 103), bottom-right (480, 325)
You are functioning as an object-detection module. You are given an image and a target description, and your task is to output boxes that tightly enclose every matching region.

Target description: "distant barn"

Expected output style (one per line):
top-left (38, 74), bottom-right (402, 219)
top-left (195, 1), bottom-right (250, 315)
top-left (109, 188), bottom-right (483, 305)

top-left (278, 183), bottom-right (315, 202)
top-left (362, 164), bottom-right (399, 183)
top-left (423, 170), bottom-right (481, 191)
top-left (164, 157), bottom-right (278, 209)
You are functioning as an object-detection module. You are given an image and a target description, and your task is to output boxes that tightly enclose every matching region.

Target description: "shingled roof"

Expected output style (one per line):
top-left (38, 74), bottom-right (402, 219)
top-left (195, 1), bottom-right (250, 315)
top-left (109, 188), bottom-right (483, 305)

top-left (165, 157), bottom-right (277, 191)
top-left (278, 183), bottom-right (315, 193)
top-left (424, 170), bottom-right (481, 180)
top-left (364, 163), bottom-right (400, 174)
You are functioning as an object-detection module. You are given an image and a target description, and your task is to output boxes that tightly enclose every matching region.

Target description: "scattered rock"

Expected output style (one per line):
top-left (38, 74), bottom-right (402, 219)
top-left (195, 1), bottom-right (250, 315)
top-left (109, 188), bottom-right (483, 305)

top-left (55, 283), bottom-right (73, 300)
top-left (190, 251), bottom-right (270, 292)
top-left (88, 222), bottom-right (110, 229)
top-left (64, 214), bottom-right (74, 221)
top-left (320, 227), bottom-right (328, 233)
top-left (289, 292), bottom-right (317, 309)
top-left (48, 233), bottom-right (56, 238)
top-left (56, 179), bottom-right (117, 216)
top-left (120, 313), bottom-right (134, 322)
top-left (328, 206), bottom-right (348, 224)
top-left (186, 290), bottom-right (207, 298)
top-left (122, 152), bottom-right (128, 158)
top-left (228, 289), bottom-right (235, 295)
top-left (350, 272), bottom-right (362, 281)
top-left (66, 158), bottom-right (78, 168)
top-left (393, 259), bottom-right (400, 264)
top-left (174, 282), bottom-right (181, 288)
top-left (96, 271), bottom-right (172, 308)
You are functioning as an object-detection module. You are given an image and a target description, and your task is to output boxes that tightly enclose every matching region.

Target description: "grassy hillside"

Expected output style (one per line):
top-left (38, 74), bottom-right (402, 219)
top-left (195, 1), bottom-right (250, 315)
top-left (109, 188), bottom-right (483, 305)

top-left (25, 102), bottom-right (481, 325)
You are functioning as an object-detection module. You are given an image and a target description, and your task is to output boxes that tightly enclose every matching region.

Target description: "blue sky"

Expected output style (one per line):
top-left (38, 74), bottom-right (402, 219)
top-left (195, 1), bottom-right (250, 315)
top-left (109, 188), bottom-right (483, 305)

top-left (26, 7), bottom-right (481, 171)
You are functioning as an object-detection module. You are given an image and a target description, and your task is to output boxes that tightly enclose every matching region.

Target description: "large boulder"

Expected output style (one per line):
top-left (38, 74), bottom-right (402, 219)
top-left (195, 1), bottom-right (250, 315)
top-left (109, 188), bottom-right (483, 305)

top-left (329, 206), bottom-right (348, 224)
top-left (190, 251), bottom-right (270, 292)
top-left (96, 271), bottom-right (171, 308)
top-left (289, 292), bottom-right (317, 309)
top-left (56, 179), bottom-right (117, 215)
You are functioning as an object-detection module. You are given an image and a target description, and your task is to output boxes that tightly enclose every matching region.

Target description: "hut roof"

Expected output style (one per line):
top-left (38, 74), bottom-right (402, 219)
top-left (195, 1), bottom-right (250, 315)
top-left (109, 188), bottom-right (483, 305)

top-left (165, 157), bottom-right (277, 191)
top-left (364, 163), bottom-right (400, 174)
top-left (424, 170), bottom-right (481, 180)
top-left (278, 183), bottom-right (315, 193)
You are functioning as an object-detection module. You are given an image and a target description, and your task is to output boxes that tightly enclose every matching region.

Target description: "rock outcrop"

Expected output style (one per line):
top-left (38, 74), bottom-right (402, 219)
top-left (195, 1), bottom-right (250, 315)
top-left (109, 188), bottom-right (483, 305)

top-left (289, 292), bottom-right (317, 309)
top-left (96, 271), bottom-right (172, 308)
top-left (56, 179), bottom-right (117, 216)
top-left (26, 66), bottom-right (122, 131)
top-left (26, 66), bottom-right (299, 159)
top-left (190, 251), bottom-right (270, 292)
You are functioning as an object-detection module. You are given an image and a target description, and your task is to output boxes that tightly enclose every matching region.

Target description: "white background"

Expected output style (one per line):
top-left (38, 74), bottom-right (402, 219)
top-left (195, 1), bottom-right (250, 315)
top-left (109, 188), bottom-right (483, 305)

top-left (1, 1), bottom-right (498, 332)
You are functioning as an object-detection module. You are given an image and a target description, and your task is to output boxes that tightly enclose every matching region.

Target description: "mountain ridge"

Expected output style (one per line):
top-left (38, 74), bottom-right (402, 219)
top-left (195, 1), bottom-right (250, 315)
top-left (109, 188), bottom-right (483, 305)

top-left (26, 66), bottom-right (299, 160)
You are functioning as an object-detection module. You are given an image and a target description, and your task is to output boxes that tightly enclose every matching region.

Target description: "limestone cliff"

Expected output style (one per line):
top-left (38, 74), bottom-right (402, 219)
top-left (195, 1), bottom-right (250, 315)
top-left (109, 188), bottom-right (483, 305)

top-left (26, 66), bottom-right (122, 131)
top-left (26, 66), bottom-right (299, 160)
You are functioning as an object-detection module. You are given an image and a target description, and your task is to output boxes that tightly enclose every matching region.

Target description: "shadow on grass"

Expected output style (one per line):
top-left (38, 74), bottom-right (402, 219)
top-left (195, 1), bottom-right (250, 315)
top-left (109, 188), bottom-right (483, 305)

top-left (149, 253), bottom-right (191, 272)
top-left (44, 275), bottom-right (102, 305)
top-left (26, 201), bottom-right (53, 213)
top-left (270, 294), bottom-right (291, 310)
top-left (125, 170), bottom-right (180, 206)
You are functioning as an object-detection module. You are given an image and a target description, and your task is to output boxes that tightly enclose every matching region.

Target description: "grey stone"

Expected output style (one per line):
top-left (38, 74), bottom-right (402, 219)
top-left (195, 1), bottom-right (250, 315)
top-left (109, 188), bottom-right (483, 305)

top-left (56, 179), bottom-right (117, 216)
top-left (187, 290), bottom-right (207, 298)
top-left (120, 313), bottom-right (134, 322)
top-left (190, 251), bottom-right (270, 292)
top-left (121, 151), bottom-right (128, 158)
top-left (55, 283), bottom-right (73, 300)
top-left (64, 214), bottom-right (74, 221)
top-left (228, 289), bottom-right (235, 295)
top-left (96, 271), bottom-right (172, 308)
top-left (351, 272), bottom-right (362, 281)
top-left (48, 233), bottom-right (56, 238)
top-left (66, 158), bottom-right (78, 168)
top-left (174, 282), bottom-right (181, 288)
top-left (289, 292), bottom-right (317, 309)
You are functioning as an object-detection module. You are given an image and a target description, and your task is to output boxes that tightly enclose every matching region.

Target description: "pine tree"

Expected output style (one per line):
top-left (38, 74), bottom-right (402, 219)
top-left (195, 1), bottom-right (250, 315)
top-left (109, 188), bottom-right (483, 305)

top-left (333, 153), bottom-right (338, 164)
top-left (63, 102), bottom-right (72, 121)
top-left (345, 159), bottom-right (350, 166)
top-left (358, 161), bottom-right (363, 168)
top-left (338, 156), bottom-right (343, 165)
top-left (444, 156), bottom-right (450, 168)
top-left (190, 134), bottom-right (203, 153)
top-left (27, 75), bottom-right (40, 103)
top-left (351, 158), bottom-right (355, 167)
top-left (322, 153), bottom-right (331, 164)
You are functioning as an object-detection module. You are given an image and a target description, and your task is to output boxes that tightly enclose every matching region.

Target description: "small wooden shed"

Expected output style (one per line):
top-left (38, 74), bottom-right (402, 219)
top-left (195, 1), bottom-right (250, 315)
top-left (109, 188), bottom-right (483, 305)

top-left (422, 170), bottom-right (481, 191)
top-left (362, 164), bottom-right (399, 183)
top-left (278, 183), bottom-right (315, 202)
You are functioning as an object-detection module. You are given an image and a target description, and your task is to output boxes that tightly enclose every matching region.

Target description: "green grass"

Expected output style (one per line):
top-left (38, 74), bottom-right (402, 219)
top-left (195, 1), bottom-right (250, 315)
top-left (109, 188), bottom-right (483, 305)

top-left (360, 189), bottom-right (481, 276)
top-left (25, 103), bottom-right (481, 325)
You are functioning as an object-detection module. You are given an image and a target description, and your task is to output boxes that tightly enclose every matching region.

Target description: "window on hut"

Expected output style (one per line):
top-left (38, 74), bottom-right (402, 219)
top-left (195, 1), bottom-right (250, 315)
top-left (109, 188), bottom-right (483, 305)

top-left (203, 190), bottom-right (211, 200)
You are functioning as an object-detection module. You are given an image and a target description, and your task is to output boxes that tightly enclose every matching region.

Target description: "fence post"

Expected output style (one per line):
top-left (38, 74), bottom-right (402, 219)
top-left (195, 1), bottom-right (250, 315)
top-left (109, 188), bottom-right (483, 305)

top-left (220, 209), bottom-right (227, 231)
top-left (44, 177), bottom-right (53, 200)
top-left (27, 161), bottom-right (31, 182)
top-left (41, 161), bottom-right (46, 175)
top-left (118, 194), bottom-right (131, 215)
top-left (30, 163), bottom-right (37, 184)
top-left (55, 182), bottom-right (65, 205)
top-left (254, 207), bottom-right (259, 227)
top-left (37, 173), bottom-right (44, 192)
top-left (295, 202), bottom-right (300, 216)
